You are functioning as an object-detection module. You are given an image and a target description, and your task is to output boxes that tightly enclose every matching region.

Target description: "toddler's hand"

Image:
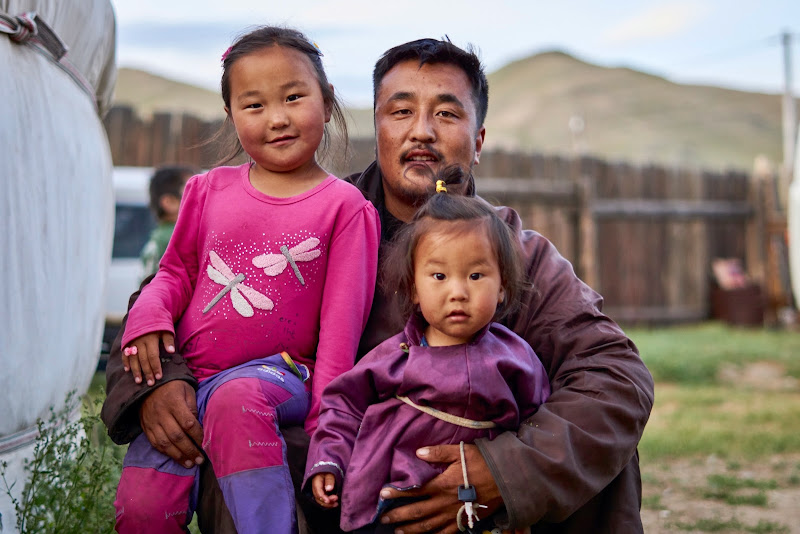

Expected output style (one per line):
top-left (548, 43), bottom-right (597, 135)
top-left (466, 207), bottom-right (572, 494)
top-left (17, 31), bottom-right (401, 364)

top-left (311, 473), bottom-right (339, 508)
top-left (122, 331), bottom-right (175, 386)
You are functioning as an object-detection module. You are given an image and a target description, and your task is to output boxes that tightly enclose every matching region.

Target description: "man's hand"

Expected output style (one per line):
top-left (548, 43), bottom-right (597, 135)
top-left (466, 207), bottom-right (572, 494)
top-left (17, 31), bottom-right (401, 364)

top-left (379, 444), bottom-right (502, 534)
top-left (139, 380), bottom-right (204, 468)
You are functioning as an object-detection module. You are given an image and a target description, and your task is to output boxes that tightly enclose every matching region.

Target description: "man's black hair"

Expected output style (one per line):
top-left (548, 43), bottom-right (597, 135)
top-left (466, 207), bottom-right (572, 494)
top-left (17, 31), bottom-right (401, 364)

top-left (372, 38), bottom-right (489, 128)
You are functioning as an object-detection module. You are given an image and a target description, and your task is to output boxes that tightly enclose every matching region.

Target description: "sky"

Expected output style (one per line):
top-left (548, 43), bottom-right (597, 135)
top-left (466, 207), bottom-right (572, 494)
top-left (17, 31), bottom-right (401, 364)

top-left (111, 0), bottom-right (800, 108)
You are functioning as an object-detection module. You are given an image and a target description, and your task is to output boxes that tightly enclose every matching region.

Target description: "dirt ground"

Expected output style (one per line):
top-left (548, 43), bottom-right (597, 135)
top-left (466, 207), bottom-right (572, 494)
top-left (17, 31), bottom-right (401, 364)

top-left (640, 454), bottom-right (800, 533)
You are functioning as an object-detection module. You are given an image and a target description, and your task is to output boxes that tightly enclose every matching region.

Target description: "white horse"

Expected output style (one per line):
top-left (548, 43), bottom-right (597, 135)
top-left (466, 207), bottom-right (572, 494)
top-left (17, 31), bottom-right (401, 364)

top-left (0, 1), bottom-right (116, 529)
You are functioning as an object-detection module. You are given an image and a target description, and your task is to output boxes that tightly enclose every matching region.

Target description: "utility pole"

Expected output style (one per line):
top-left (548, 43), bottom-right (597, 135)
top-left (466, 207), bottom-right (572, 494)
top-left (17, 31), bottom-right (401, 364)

top-left (781, 30), bottom-right (796, 209)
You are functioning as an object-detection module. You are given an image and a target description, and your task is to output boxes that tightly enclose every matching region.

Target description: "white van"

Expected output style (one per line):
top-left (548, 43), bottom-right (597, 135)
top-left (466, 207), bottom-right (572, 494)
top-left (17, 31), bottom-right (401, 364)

top-left (102, 167), bottom-right (156, 355)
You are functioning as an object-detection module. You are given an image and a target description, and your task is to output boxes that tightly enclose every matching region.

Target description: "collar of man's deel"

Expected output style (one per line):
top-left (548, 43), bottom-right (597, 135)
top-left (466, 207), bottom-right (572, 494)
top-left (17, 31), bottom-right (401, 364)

top-left (347, 159), bottom-right (477, 243)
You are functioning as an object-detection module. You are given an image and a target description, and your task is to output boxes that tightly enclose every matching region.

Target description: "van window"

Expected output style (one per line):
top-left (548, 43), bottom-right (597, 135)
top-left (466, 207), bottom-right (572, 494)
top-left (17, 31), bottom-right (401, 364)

top-left (112, 204), bottom-right (156, 259)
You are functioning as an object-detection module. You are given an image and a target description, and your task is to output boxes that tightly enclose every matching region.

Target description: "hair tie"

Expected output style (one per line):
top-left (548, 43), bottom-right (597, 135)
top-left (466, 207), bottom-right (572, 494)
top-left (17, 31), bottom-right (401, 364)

top-left (436, 180), bottom-right (447, 193)
top-left (313, 42), bottom-right (324, 57)
top-left (221, 46), bottom-right (233, 64)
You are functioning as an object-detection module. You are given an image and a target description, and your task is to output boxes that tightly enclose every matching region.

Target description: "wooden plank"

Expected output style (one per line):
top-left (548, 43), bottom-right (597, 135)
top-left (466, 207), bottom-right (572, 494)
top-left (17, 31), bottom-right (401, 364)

top-left (745, 169), bottom-right (769, 288)
top-left (178, 114), bottom-right (203, 164)
top-left (130, 113), bottom-right (147, 166)
top-left (624, 164), bottom-right (647, 310)
top-left (664, 168), bottom-right (702, 317)
top-left (102, 106), bottom-right (133, 165)
top-left (605, 305), bottom-right (708, 325)
top-left (149, 113), bottom-right (172, 165)
top-left (592, 199), bottom-right (752, 219)
top-left (577, 175), bottom-right (599, 289)
top-left (475, 177), bottom-right (577, 203)
top-left (645, 165), bottom-right (667, 309)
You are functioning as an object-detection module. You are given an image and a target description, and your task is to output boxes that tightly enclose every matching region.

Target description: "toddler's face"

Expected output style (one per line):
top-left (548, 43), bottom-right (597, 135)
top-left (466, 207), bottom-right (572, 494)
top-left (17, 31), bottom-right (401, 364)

top-left (412, 221), bottom-right (504, 346)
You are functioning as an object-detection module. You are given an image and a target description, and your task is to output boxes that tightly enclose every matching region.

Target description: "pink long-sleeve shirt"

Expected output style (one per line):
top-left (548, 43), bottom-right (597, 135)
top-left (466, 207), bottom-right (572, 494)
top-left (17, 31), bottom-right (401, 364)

top-left (122, 164), bottom-right (380, 433)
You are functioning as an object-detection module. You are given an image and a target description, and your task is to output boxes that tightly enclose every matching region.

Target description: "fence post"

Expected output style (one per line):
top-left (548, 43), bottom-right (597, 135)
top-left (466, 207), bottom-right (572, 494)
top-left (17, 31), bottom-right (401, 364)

top-left (746, 164), bottom-right (768, 289)
top-left (102, 106), bottom-right (133, 165)
top-left (577, 175), bottom-right (599, 290)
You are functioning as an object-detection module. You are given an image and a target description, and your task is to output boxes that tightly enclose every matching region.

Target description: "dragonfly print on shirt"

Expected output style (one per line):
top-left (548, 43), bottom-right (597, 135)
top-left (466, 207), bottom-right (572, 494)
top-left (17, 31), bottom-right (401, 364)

top-left (252, 237), bottom-right (321, 286)
top-left (204, 250), bottom-right (274, 317)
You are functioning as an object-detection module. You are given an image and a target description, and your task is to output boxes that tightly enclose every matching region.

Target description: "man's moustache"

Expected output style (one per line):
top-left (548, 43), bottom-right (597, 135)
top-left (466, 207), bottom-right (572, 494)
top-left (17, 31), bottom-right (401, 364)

top-left (400, 145), bottom-right (444, 163)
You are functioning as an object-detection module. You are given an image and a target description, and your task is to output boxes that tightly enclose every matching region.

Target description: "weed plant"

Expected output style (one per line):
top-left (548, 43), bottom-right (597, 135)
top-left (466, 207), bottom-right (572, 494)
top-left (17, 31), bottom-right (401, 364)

top-left (1, 391), bottom-right (123, 534)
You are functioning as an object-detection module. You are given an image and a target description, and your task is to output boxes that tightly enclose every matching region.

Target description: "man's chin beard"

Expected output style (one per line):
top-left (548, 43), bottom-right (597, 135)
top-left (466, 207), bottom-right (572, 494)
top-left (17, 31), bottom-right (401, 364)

top-left (395, 163), bottom-right (438, 204)
top-left (403, 161), bottom-right (440, 178)
top-left (397, 185), bottom-right (435, 209)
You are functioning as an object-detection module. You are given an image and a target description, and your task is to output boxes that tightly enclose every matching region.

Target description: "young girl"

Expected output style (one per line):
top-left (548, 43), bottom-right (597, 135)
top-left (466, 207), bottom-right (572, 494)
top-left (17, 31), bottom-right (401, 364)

top-left (304, 168), bottom-right (550, 533)
top-left (113, 26), bottom-right (380, 534)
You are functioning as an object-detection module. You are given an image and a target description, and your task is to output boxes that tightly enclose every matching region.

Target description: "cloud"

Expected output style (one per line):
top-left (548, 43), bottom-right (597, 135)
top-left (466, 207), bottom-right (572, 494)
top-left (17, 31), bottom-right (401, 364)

top-left (602, 2), bottom-right (711, 45)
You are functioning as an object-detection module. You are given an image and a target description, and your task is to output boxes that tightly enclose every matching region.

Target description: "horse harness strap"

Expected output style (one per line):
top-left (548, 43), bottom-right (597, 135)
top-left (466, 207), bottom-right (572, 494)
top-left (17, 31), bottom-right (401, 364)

top-left (1, 10), bottom-right (97, 110)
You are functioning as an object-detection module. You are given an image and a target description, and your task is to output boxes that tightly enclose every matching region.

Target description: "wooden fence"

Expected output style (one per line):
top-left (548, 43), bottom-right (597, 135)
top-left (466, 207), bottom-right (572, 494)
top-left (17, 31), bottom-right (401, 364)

top-left (104, 106), bottom-right (783, 324)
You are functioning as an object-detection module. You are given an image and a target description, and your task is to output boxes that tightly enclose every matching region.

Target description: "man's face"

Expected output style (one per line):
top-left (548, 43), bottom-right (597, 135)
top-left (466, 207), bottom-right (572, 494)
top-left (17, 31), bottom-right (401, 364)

top-left (374, 60), bottom-right (486, 221)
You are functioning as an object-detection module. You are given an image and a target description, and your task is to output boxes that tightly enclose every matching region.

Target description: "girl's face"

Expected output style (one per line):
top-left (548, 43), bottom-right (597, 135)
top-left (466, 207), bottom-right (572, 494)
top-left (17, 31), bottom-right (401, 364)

top-left (225, 46), bottom-right (331, 186)
top-left (412, 221), bottom-right (504, 346)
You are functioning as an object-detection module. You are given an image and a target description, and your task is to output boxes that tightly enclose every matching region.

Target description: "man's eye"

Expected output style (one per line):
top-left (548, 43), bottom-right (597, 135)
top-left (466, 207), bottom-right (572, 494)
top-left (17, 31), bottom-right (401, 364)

top-left (469, 273), bottom-right (483, 280)
top-left (437, 110), bottom-right (457, 118)
top-left (393, 109), bottom-right (412, 115)
top-left (245, 103), bottom-right (262, 109)
top-left (433, 273), bottom-right (445, 281)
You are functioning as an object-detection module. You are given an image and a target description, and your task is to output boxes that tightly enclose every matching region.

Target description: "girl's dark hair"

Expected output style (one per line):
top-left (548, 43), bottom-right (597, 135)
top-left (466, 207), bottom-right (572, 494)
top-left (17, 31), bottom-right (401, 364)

top-left (211, 26), bottom-right (348, 166)
top-left (382, 165), bottom-right (529, 325)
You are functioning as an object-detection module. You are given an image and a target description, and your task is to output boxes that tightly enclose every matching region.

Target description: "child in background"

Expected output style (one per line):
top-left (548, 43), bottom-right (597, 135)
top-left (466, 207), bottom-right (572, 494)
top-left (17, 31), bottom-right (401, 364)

top-left (305, 167), bottom-right (550, 533)
top-left (113, 26), bottom-right (380, 534)
top-left (140, 164), bottom-right (200, 277)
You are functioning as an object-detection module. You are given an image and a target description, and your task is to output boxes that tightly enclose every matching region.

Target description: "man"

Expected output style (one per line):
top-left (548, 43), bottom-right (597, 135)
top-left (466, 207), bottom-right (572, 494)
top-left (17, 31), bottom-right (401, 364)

top-left (103, 38), bottom-right (654, 533)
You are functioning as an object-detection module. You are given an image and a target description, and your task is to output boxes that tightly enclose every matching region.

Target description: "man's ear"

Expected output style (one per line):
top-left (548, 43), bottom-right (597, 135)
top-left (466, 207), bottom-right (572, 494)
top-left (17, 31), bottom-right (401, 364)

top-left (473, 126), bottom-right (486, 166)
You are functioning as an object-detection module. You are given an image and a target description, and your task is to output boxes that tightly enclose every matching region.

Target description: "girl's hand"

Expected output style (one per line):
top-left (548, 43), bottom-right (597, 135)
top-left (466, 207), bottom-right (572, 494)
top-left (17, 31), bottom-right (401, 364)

top-left (311, 473), bottom-right (339, 508)
top-left (122, 331), bottom-right (175, 386)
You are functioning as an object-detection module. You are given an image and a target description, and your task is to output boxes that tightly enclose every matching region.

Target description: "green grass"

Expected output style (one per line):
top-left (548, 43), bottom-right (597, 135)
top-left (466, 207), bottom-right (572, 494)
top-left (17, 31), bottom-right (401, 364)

top-left (706, 474), bottom-right (778, 491)
top-left (626, 322), bottom-right (800, 384)
top-left (625, 322), bottom-right (800, 462)
top-left (638, 384), bottom-right (800, 460)
top-left (641, 494), bottom-right (662, 510)
top-left (70, 324), bottom-right (800, 531)
top-left (671, 517), bottom-right (789, 533)
top-left (701, 474), bottom-right (774, 507)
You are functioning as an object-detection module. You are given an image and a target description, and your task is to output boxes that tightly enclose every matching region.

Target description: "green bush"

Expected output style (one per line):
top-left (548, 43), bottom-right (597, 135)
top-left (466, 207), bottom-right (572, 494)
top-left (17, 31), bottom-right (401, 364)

top-left (1, 391), bottom-right (124, 534)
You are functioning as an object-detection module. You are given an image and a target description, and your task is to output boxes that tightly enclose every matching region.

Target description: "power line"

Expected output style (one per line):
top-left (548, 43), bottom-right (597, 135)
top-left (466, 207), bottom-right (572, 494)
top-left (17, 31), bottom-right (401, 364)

top-left (668, 32), bottom-right (795, 68)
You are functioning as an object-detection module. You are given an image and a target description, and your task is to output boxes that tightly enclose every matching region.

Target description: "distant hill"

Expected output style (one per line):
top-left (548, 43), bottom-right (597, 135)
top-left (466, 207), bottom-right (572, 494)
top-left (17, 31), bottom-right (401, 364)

top-left (484, 50), bottom-right (785, 171)
top-left (113, 67), bottom-right (377, 136)
top-left (114, 68), bottom-right (224, 121)
top-left (113, 51), bottom-right (791, 171)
